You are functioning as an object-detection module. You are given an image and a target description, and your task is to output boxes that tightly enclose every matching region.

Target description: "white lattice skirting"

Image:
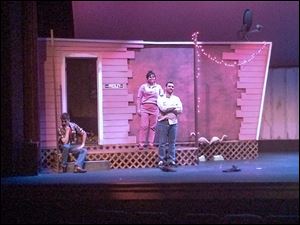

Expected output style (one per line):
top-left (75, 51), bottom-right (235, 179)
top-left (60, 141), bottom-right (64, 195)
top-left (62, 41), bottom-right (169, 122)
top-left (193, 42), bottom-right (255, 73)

top-left (40, 141), bottom-right (258, 172)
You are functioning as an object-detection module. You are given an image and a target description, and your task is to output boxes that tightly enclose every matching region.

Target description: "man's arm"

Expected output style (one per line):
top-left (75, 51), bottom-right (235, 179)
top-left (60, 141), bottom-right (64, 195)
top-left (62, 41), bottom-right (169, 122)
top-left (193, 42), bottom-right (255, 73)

top-left (79, 131), bottom-right (87, 148)
top-left (72, 123), bottom-right (87, 149)
top-left (157, 96), bottom-right (174, 113)
top-left (60, 126), bottom-right (70, 144)
top-left (157, 96), bottom-right (181, 114)
top-left (174, 98), bottom-right (183, 115)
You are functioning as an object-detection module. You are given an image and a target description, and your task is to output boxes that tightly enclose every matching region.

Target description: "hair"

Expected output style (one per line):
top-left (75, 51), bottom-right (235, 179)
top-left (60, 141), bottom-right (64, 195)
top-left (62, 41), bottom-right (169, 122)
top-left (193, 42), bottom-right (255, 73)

top-left (146, 70), bottom-right (156, 79)
top-left (60, 112), bottom-right (70, 120)
top-left (165, 81), bottom-right (174, 87)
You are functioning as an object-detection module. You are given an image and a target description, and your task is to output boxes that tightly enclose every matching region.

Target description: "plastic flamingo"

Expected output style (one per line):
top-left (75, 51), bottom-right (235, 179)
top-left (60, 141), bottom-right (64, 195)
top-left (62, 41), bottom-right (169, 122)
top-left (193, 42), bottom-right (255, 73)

top-left (209, 135), bottom-right (228, 145)
top-left (190, 132), bottom-right (210, 145)
top-left (198, 137), bottom-right (210, 144)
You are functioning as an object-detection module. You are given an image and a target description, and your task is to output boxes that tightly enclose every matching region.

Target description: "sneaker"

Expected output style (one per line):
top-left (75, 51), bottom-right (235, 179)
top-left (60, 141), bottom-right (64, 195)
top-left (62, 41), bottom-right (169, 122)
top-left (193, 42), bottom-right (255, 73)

top-left (158, 160), bottom-right (164, 167)
top-left (222, 165), bottom-right (241, 172)
top-left (169, 161), bottom-right (177, 168)
top-left (148, 144), bottom-right (155, 149)
top-left (61, 165), bottom-right (67, 173)
top-left (74, 166), bottom-right (87, 173)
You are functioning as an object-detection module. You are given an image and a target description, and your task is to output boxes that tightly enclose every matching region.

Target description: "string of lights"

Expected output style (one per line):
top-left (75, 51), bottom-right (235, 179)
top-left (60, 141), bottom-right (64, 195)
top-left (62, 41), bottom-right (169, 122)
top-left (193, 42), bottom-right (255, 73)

top-left (192, 32), bottom-right (266, 68)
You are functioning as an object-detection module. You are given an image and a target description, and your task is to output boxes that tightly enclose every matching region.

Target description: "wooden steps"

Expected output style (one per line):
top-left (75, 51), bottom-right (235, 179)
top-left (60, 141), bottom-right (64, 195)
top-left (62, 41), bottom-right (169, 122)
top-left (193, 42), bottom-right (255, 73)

top-left (65, 160), bottom-right (110, 173)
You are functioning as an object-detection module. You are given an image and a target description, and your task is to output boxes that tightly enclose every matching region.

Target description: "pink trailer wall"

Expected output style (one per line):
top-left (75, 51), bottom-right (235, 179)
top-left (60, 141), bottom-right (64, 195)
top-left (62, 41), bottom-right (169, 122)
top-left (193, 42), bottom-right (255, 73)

top-left (129, 43), bottom-right (272, 142)
top-left (38, 39), bottom-right (298, 148)
top-left (129, 47), bottom-right (195, 142)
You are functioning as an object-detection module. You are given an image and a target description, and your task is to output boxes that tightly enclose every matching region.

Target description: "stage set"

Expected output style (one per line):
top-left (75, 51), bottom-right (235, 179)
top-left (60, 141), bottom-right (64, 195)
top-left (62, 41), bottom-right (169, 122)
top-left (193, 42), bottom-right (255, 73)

top-left (2, 37), bottom-right (299, 224)
top-left (36, 36), bottom-right (272, 170)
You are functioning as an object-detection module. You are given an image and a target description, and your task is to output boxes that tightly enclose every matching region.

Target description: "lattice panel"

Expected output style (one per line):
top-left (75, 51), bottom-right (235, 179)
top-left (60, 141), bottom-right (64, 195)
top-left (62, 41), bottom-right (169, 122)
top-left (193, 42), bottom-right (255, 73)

top-left (40, 149), bottom-right (59, 171)
top-left (40, 141), bottom-right (258, 172)
top-left (105, 151), bottom-right (158, 169)
top-left (177, 147), bottom-right (199, 166)
top-left (198, 141), bottom-right (258, 160)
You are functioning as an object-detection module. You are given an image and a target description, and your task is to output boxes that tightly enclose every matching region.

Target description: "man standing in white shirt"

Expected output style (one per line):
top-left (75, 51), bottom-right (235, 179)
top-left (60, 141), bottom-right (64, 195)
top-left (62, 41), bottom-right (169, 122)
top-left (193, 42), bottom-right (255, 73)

top-left (157, 81), bottom-right (183, 169)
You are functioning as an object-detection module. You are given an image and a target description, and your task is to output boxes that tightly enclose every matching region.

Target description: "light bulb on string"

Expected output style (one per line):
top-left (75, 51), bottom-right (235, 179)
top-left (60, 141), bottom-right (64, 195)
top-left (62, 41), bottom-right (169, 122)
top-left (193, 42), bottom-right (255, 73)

top-left (192, 31), bottom-right (266, 67)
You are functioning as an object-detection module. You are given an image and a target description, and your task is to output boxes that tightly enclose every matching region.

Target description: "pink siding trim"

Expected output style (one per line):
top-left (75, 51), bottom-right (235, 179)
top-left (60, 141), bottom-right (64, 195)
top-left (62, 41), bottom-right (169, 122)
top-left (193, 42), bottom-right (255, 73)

top-left (236, 110), bottom-right (259, 117)
top-left (102, 136), bottom-right (136, 144)
top-left (102, 70), bottom-right (133, 78)
top-left (48, 40), bottom-right (144, 49)
top-left (241, 106), bottom-right (260, 112)
top-left (103, 89), bottom-right (129, 96)
top-left (237, 82), bottom-right (263, 89)
top-left (240, 66), bottom-right (265, 72)
top-left (103, 106), bottom-right (136, 114)
top-left (237, 99), bottom-right (261, 106)
top-left (38, 39), bottom-right (143, 147)
top-left (103, 94), bottom-right (133, 102)
top-left (241, 93), bottom-right (262, 100)
top-left (102, 59), bottom-right (128, 65)
top-left (241, 123), bottom-right (258, 129)
top-left (223, 52), bottom-right (266, 61)
top-left (102, 77), bottom-right (128, 83)
top-left (104, 125), bottom-right (129, 132)
top-left (101, 51), bottom-right (135, 59)
top-left (46, 46), bottom-right (128, 52)
top-left (103, 102), bottom-right (128, 108)
top-left (239, 77), bottom-right (264, 83)
top-left (103, 132), bottom-right (131, 138)
top-left (243, 117), bottom-right (258, 123)
top-left (234, 44), bottom-right (270, 140)
top-left (239, 134), bottom-right (256, 140)
top-left (239, 129), bottom-right (257, 135)
top-left (103, 120), bottom-right (129, 126)
top-left (102, 65), bottom-right (128, 72)
top-left (104, 114), bottom-right (133, 120)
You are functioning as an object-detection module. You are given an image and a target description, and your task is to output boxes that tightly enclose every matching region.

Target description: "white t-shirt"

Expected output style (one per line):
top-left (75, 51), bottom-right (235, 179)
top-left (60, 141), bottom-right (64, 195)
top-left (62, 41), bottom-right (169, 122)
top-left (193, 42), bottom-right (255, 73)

top-left (157, 94), bottom-right (183, 125)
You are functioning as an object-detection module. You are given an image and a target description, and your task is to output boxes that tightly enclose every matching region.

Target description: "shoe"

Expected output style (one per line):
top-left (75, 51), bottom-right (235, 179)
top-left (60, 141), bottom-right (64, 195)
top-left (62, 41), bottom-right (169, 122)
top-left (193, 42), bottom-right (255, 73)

top-left (158, 160), bottom-right (165, 168)
top-left (74, 166), bottom-right (87, 173)
top-left (138, 144), bottom-right (144, 150)
top-left (169, 161), bottom-right (177, 168)
top-left (148, 144), bottom-right (155, 149)
top-left (61, 165), bottom-right (67, 173)
top-left (222, 165), bottom-right (241, 172)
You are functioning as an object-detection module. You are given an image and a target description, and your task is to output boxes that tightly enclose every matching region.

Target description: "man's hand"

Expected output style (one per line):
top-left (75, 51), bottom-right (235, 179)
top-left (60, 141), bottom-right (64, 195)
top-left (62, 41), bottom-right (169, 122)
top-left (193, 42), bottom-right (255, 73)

top-left (65, 126), bottom-right (70, 132)
top-left (75, 144), bottom-right (85, 150)
top-left (61, 126), bottom-right (71, 144)
top-left (137, 109), bottom-right (141, 116)
top-left (166, 107), bottom-right (176, 113)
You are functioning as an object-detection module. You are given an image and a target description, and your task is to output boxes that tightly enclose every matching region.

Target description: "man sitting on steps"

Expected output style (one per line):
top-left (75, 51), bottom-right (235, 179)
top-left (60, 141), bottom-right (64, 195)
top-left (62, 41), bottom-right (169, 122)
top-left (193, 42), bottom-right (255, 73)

top-left (58, 112), bottom-right (87, 173)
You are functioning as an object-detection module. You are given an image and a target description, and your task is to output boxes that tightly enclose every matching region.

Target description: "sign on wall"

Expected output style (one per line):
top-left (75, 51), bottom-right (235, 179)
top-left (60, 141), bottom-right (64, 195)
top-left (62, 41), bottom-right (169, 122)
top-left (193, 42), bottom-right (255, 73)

top-left (104, 84), bottom-right (124, 89)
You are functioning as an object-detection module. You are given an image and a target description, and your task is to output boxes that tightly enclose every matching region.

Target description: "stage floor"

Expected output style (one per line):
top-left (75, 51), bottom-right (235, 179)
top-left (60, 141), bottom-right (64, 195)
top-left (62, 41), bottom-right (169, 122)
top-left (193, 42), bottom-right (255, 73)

top-left (2, 151), bottom-right (299, 185)
top-left (1, 151), bottom-right (299, 224)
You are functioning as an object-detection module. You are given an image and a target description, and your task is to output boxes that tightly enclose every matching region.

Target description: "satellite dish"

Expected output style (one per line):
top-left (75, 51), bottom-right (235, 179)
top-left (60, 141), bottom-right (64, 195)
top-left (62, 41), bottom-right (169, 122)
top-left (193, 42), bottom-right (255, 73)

top-left (238, 9), bottom-right (263, 40)
top-left (243, 9), bottom-right (253, 32)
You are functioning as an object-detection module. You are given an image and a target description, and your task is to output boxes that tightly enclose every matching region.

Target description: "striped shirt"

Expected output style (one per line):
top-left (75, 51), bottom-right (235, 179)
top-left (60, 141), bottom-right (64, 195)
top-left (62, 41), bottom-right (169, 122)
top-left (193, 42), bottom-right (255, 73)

top-left (58, 122), bottom-right (85, 145)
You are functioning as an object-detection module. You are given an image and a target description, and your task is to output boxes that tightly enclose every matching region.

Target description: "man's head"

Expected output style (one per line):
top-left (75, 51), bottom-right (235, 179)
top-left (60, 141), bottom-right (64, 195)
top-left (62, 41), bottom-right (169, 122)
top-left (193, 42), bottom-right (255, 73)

top-left (165, 81), bottom-right (174, 95)
top-left (60, 112), bottom-right (70, 127)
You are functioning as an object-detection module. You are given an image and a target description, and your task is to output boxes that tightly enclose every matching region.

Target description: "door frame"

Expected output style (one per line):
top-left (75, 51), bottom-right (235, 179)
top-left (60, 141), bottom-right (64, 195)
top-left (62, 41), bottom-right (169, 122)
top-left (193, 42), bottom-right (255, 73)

top-left (60, 53), bottom-right (104, 145)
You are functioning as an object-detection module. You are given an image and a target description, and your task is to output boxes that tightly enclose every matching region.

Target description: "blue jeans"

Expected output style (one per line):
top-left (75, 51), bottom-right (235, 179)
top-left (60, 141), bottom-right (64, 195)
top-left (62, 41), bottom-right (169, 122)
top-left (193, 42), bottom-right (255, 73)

top-left (60, 144), bottom-right (87, 168)
top-left (157, 120), bottom-right (178, 163)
